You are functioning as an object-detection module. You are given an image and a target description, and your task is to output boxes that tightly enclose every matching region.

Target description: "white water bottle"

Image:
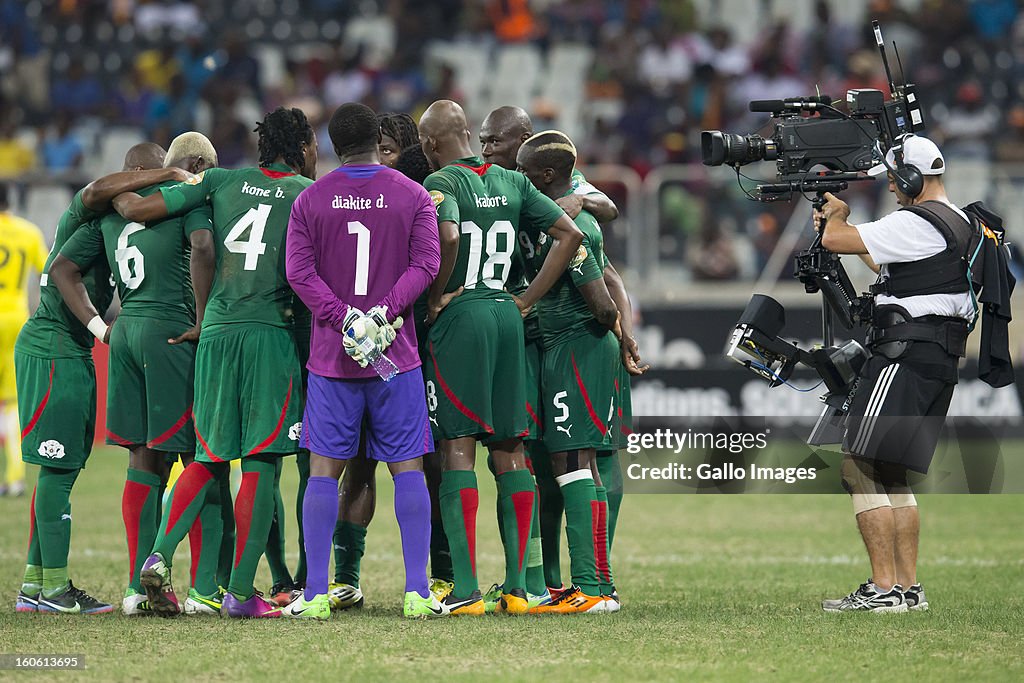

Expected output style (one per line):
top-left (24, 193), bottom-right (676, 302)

top-left (347, 328), bottom-right (398, 382)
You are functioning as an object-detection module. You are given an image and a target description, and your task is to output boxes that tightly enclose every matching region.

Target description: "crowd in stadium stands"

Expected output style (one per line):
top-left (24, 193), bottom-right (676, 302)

top-left (1, 0), bottom-right (1023, 279)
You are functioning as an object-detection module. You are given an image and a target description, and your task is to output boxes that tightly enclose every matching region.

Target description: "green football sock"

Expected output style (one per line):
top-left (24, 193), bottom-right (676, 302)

top-left (294, 450), bottom-right (310, 585)
top-left (595, 485), bottom-right (614, 596)
top-left (36, 466), bottom-right (80, 597)
top-left (216, 474), bottom-right (234, 588)
top-left (597, 451), bottom-right (623, 551)
top-left (439, 469), bottom-right (479, 598)
top-left (525, 478), bottom-right (546, 596)
top-left (532, 446), bottom-right (564, 588)
top-left (496, 469), bottom-right (534, 592)
top-left (264, 458), bottom-right (293, 588)
top-left (189, 477), bottom-right (223, 596)
top-left (23, 485), bottom-right (43, 593)
top-left (333, 521), bottom-right (367, 586)
top-left (153, 462), bottom-right (219, 566)
top-left (22, 565), bottom-right (42, 593)
top-left (124, 468), bottom-right (161, 593)
top-left (557, 470), bottom-right (599, 597)
top-left (227, 457), bottom-right (278, 600)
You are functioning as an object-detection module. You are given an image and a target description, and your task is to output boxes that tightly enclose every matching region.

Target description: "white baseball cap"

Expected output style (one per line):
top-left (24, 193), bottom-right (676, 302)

top-left (868, 134), bottom-right (945, 177)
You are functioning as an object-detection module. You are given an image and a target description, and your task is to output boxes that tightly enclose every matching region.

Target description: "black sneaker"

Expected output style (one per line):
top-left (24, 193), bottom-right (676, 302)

top-left (821, 581), bottom-right (907, 613)
top-left (903, 584), bottom-right (929, 611)
top-left (442, 589), bottom-right (484, 616)
top-left (37, 582), bottom-right (114, 615)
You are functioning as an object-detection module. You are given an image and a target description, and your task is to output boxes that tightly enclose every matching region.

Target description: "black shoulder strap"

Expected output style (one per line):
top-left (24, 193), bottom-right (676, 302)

top-left (899, 201), bottom-right (974, 255)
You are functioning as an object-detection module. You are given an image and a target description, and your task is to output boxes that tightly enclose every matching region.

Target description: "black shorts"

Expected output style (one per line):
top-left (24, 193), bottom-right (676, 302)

top-left (842, 343), bottom-right (957, 474)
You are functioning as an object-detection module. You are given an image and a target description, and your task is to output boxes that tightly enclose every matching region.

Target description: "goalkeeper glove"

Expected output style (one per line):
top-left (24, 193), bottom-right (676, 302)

top-left (341, 307), bottom-right (381, 368)
top-left (367, 305), bottom-right (404, 353)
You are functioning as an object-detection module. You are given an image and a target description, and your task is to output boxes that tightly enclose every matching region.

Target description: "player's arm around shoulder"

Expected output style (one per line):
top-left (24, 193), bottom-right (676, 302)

top-left (115, 167), bottom-right (217, 223)
top-left (82, 167), bottom-right (191, 214)
top-left (559, 170), bottom-right (619, 223)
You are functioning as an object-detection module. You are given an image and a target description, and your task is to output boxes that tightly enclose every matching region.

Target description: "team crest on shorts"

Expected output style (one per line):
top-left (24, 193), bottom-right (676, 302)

top-left (429, 190), bottom-right (445, 207)
top-left (288, 422), bottom-right (302, 441)
top-left (38, 440), bottom-right (66, 459)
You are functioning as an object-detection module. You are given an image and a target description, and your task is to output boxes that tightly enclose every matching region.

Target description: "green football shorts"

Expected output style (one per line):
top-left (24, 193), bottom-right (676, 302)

top-left (15, 351), bottom-right (96, 470)
top-left (541, 330), bottom-right (619, 453)
top-left (523, 338), bottom-right (544, 442)
top-left (193, 324), bottom-right (303, 462)
top-left (425, 297), bottom-right (527, 443)
top-left (106, 316), bottom-right (196, 453)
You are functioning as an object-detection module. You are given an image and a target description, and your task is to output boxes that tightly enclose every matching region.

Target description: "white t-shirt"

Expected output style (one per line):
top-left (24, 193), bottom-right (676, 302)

top-left (855, 201), bottom-right (976, 321)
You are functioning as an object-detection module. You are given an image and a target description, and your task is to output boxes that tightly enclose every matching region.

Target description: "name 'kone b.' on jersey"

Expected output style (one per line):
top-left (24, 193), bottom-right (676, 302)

top-left (159, 163), bottom-right (314, 330)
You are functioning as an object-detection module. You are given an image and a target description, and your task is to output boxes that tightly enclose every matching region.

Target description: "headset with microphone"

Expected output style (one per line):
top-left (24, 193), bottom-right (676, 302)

top-left (879, 133), bottom-right (924, 198)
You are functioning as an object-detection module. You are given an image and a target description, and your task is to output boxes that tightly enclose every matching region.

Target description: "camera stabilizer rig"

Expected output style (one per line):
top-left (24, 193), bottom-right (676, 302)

top-left (708, 20), bottom-right (925, 444)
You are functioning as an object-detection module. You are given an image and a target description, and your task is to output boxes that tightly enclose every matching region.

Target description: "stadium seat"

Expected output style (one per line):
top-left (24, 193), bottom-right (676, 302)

top-left (490, 45), bottom-right (541, 110)
top-left (943, 159), bottom-right (992, 207)
top-left (93, 128), bottom-right (146, 178)
top-left (426, 39), bottom-right (492, 118)
top-left (343, 13), bottom-right (397, 70)
top-left (256, 46), bottom-right (287, 91)
top-left (24, 184), bottom-right (73, 242)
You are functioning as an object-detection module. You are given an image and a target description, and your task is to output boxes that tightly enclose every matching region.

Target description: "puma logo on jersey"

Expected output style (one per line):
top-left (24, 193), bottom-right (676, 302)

top-left (474, 193), bottom-right (508, 208)
top-left (556, 424), bottom-right (573, 438)
top-left (429, 417), bottom-right (439, 427)
top-left (240, 181), bottom-right (271, 198)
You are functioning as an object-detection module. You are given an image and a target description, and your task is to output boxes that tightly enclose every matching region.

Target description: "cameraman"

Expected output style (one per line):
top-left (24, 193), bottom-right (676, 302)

top-left (814, 134), bottom-right (974, 613)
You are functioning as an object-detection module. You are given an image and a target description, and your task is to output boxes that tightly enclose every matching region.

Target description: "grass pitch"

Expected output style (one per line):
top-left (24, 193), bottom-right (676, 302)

top-left (1, 446), bottom-right (1022, 682)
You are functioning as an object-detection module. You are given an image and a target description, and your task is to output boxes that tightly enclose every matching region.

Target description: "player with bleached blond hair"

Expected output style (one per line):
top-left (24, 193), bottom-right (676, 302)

top-left (50, 131), bottom-right (220, 616)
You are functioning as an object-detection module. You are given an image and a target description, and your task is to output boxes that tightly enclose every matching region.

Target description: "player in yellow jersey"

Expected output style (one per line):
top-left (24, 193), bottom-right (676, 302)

top-left (0, 184), bottom-right (48, 497)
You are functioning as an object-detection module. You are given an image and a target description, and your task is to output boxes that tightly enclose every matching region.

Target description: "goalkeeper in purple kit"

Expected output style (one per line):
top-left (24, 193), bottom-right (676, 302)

top-left (284, 103), bottom-right (444, 619)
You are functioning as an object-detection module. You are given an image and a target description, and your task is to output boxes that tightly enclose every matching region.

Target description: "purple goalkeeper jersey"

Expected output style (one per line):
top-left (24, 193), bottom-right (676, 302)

top-left (286, 164), bottom-right (440, 379)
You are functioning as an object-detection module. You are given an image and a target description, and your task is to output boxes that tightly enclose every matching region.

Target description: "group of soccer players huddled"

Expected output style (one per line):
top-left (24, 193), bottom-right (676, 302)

top-left (12, 96), bottom-right (647, 619)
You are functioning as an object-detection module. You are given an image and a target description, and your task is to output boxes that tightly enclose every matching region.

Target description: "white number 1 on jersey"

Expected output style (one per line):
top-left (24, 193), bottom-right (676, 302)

top-left (348, 221), bottom-right (370, 295)
top-left (224, 204), bottom-right (270, 270)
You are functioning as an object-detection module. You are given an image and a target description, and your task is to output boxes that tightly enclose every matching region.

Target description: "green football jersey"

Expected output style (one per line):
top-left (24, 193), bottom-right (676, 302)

top-left (424, 156), bottom-right (565, 303)
top-left (570, 168), bottom-right (603, 198)
top-left (529, 203), bottom-right (607, 349)
top-left (512, 169), bottom-right (605, 343)
top-left (15, 190), bottom-right (113, 358)
top-left (160, 163), bottom-right (314, 330)
top-left (60, 182), bottom-right (213, 326)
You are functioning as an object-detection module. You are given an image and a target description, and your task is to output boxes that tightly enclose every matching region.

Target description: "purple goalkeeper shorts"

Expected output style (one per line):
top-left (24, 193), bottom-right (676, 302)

top-left (301, 367), bottom-right (432, 462)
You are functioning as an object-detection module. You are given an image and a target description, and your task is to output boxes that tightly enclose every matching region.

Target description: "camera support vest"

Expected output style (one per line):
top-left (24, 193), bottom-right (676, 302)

top-left (869, 200), bottom-right (974, 298)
